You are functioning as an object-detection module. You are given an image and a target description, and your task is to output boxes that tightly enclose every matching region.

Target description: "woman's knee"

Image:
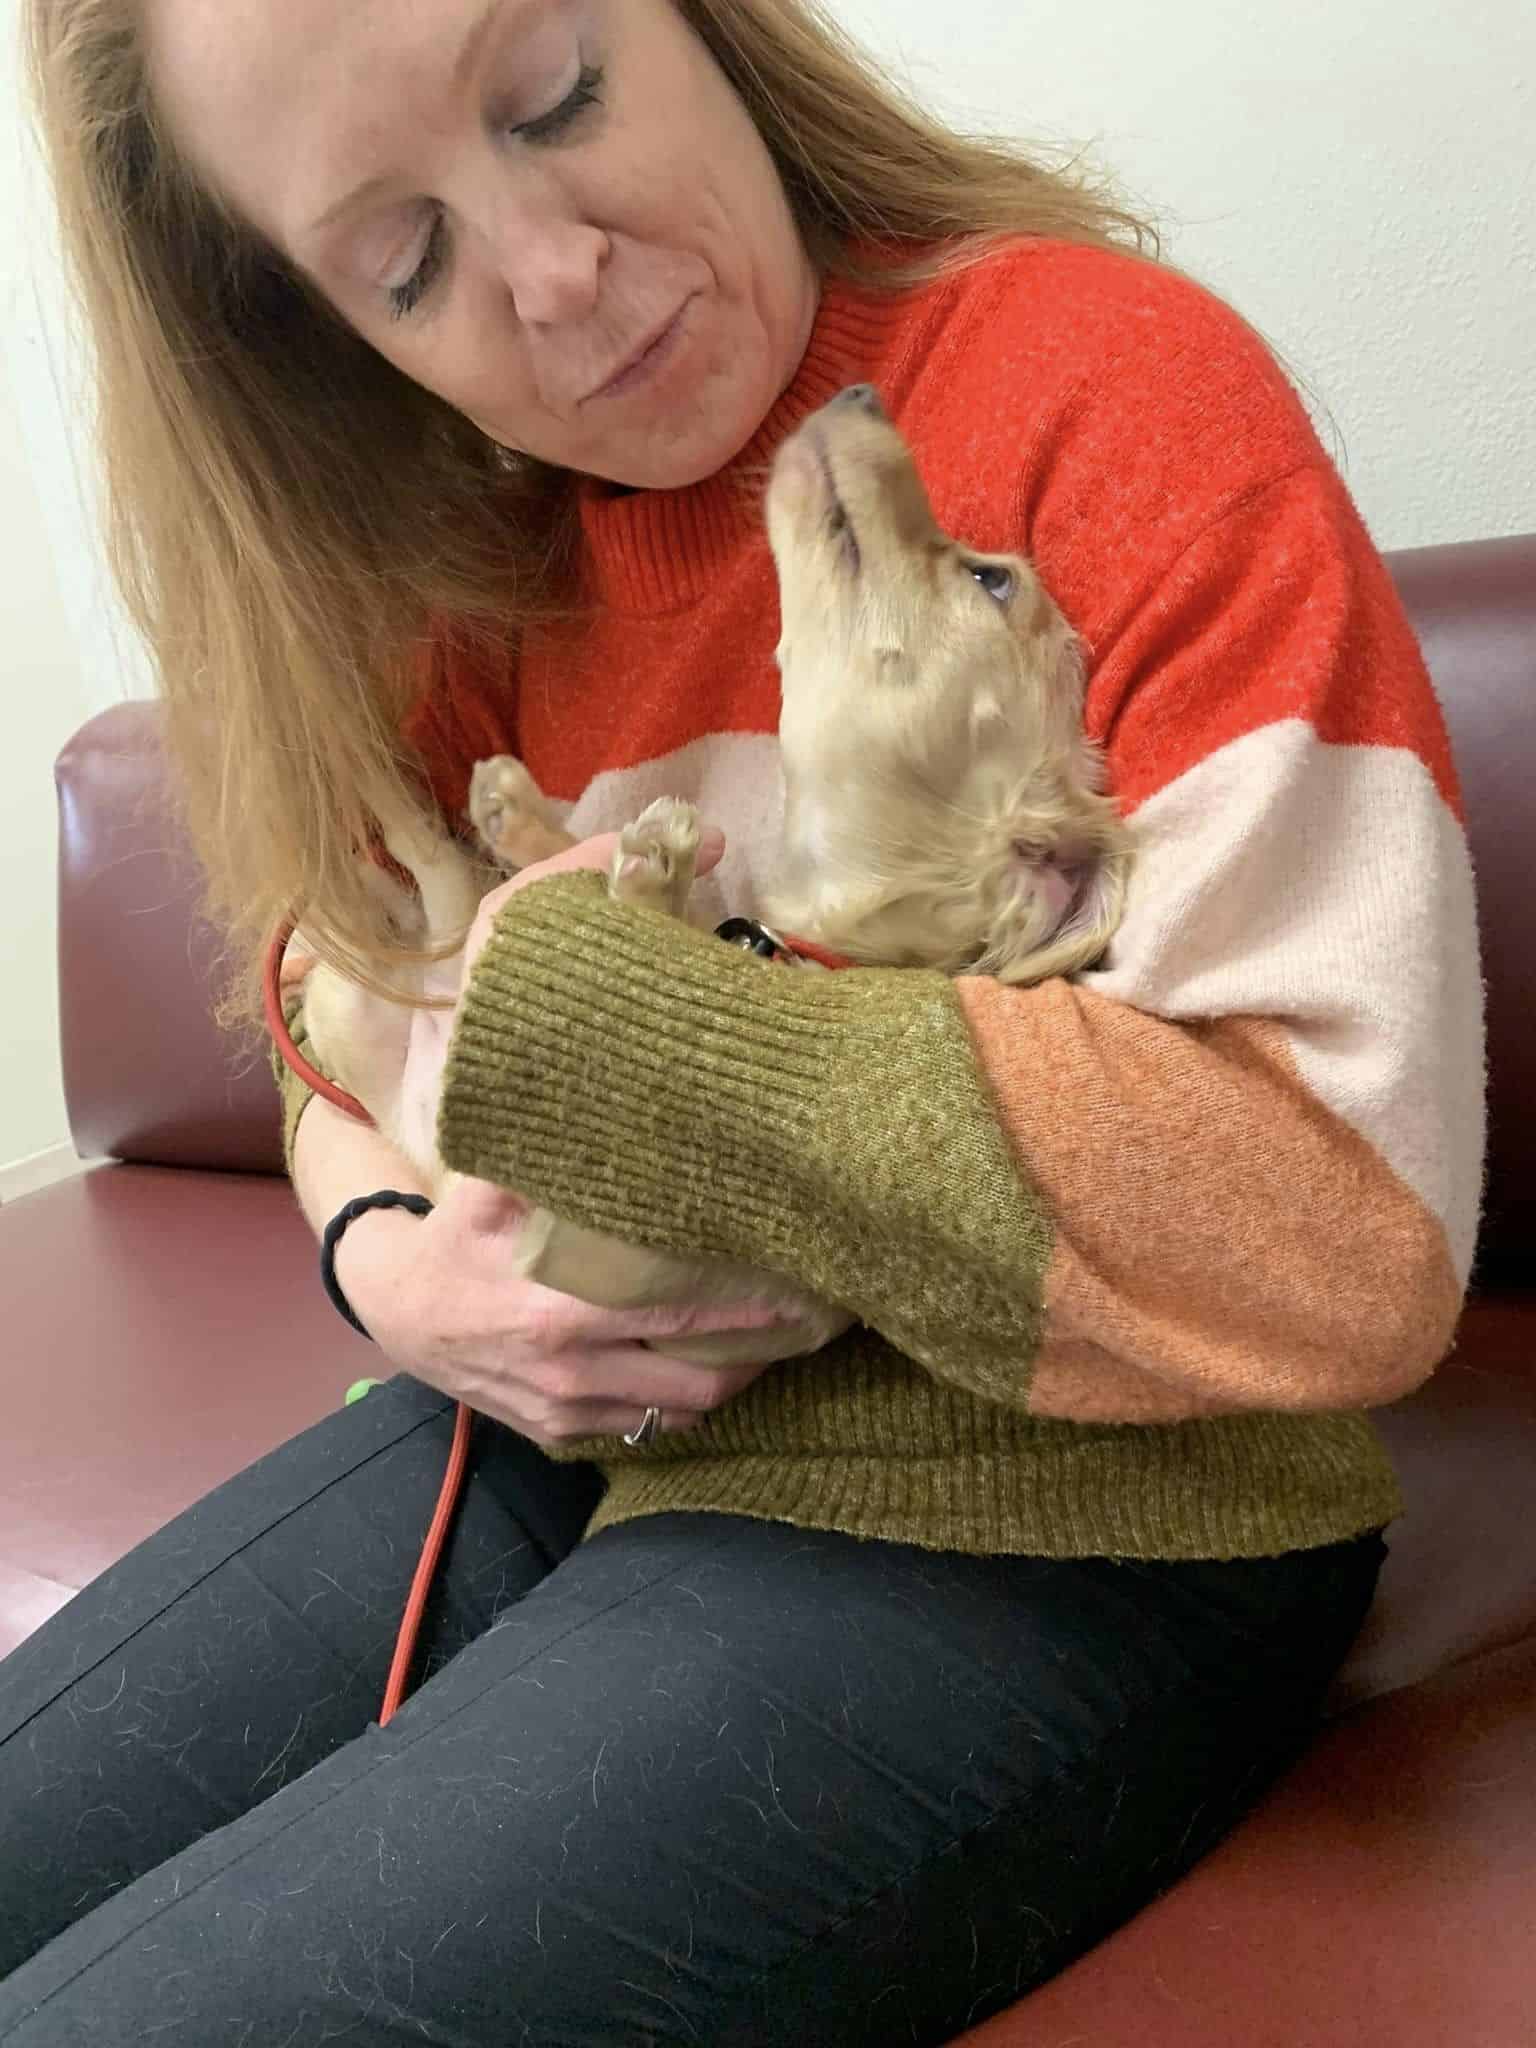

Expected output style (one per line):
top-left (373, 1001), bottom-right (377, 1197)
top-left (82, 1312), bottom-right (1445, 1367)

top-left (0, 1383), bottom-right (584, 1980)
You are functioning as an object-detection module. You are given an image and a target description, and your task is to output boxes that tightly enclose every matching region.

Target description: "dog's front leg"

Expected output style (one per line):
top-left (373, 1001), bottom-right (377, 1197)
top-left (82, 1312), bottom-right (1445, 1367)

top-left (468, 756), bottom-right (577, 870)
top-left (608, 797), bottom-right (701, 919)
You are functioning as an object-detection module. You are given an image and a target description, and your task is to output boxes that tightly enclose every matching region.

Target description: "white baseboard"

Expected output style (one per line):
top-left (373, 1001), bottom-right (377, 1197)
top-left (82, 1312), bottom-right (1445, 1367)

top-left (0, 1144), bottom-right (96, 1204)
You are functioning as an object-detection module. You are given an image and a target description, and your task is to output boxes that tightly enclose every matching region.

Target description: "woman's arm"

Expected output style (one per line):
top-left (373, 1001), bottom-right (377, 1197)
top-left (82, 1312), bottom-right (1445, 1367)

top-left (282, 1033), bottom-right (438, 1354)
top-left (290, 1097), bottom-right (430, 1233)
top-left (438, 461), bottom-right (1481, 1424)
top-left (273, 886), bottom-right (793, 1447)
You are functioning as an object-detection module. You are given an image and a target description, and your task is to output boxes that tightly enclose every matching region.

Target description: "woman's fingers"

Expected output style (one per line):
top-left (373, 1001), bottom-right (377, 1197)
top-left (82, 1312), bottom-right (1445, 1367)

top-left (523, 824), bottom-right (724, 883)
top-left (693, 824), bottom-right (726, 874)
top-left (508, 1342), bottom-right (765, 1414)
top-left (523, 1284), bottom-right (790, 1349)
top-left (537, 1404), bottom-right (707, 1446)
top-left (472, 821), bottom-right (726, 925)
top-left (450, 1374), bottom-right (708, 1446)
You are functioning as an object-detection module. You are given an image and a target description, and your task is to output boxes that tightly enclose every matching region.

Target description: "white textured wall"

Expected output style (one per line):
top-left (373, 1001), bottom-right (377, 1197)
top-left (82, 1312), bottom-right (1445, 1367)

top-left (0, 361), bottom-right (90, 1174)
top-left (2, 11), bottom-right (153, 713)
top-left (839, 0), bottom-right (1536, 550)
top-left (1, 6), bottom-right (151, 1182)
top-left (1, 0), bottom-right (1533, 1175)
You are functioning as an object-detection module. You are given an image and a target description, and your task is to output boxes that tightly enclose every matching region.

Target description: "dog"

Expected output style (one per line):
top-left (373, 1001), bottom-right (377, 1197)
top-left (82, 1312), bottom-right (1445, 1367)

top-left (297, 384), bottom-right (1133, 1368)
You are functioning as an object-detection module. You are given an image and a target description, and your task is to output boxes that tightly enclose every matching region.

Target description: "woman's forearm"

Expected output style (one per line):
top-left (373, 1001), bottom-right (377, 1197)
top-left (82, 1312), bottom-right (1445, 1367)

top-left (290, 1094), bottom-right (430, 1238)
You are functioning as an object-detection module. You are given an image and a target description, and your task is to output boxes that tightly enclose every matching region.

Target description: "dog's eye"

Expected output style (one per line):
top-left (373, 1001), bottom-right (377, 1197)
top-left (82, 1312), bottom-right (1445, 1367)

top-left (969, 563), bottom-right (1014, 604)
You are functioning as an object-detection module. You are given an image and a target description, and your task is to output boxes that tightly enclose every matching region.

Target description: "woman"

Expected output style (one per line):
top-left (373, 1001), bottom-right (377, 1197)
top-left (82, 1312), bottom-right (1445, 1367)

top-left (2, 0), bottom-right (1481, 2041)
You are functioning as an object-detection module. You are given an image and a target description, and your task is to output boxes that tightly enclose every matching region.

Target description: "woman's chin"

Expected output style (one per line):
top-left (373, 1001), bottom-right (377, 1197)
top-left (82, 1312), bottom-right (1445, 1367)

top-left (582, 348), bottom-right (789, 492)
top-left (583, 420), bottom-right (762, 493)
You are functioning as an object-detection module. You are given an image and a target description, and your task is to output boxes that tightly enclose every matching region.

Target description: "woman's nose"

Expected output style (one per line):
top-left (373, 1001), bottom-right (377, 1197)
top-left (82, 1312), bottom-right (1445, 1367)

top-left (496, 217), bottom-right (612, 327)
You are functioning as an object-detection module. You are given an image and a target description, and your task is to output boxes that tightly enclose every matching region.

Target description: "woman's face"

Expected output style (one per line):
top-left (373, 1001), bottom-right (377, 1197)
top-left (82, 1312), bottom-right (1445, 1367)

top-left (148, 0), bottom-right (820, 488)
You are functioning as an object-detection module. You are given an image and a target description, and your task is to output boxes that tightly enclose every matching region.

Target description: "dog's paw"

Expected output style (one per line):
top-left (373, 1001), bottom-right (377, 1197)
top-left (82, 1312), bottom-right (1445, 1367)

top-left (611, 798), bottom-right (701, 916)
top-left (467, 755), bottom-right (544, 856)
top-left (467, 756), bottom-right (574, 870)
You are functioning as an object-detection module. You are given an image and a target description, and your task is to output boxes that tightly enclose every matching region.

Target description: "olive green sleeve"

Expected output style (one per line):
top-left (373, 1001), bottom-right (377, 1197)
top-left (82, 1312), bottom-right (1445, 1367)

top-left (436, 870), bottom-right (1054, 1403)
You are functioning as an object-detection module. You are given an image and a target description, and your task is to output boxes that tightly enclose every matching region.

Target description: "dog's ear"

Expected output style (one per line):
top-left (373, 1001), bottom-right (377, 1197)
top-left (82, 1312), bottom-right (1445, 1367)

top-left (989, 617), bottom-right (1129, 982)
top-left (992, 836), bottom-right (1133, 986)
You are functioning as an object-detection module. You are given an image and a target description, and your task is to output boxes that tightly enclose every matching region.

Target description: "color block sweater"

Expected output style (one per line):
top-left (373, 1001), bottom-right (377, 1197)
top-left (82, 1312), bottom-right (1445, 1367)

top-left (284, 239), bottom-right (1485, 1561)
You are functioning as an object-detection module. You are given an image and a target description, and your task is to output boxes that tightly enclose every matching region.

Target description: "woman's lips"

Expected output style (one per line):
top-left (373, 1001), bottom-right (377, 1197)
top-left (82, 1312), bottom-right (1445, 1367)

top-left (585, 296), bottom-right (696, 404)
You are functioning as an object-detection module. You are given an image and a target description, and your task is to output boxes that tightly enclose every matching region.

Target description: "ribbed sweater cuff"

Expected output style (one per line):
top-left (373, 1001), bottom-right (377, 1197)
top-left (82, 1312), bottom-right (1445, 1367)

top-left (438, 871), bottom-right (1053, 1398)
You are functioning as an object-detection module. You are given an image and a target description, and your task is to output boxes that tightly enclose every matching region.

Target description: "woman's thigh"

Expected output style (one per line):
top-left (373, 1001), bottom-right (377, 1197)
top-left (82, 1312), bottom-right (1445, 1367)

top-left (0, 1376), bottom-right (602, 1976)
top-left (0, 1510), bottom-right (1384, 2047)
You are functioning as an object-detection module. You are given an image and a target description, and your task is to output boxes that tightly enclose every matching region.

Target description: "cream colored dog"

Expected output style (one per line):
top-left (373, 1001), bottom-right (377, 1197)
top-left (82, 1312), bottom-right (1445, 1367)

top-left (299, 385), bottom-right (1132, 1367)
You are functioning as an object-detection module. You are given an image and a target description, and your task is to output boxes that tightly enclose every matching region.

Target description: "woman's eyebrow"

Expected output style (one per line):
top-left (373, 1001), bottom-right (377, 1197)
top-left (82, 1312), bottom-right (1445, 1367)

top-left (452, 0), bottom-right (506, 94)
top-left (304, 0), bottom-right (545, 240)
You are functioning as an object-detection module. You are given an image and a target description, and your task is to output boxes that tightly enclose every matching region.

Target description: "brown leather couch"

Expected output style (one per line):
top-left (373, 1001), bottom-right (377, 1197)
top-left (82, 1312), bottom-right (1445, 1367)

top-left (2, 535), bottom-right (1532, 2042)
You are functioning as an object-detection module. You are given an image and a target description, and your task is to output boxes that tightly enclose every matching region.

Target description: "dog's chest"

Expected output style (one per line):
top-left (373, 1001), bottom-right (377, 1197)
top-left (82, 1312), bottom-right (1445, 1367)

top-left (556, 731), bottom-right (792, 931)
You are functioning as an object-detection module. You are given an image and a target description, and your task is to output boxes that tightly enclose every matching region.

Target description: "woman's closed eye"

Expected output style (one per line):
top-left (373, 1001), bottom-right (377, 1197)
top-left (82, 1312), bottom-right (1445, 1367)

top-left (388, 209), bottom-right (449, 322)
top-left (385, 61), bottom-right (606, 322)
top-left (512, 59), bottom-right (605, 146)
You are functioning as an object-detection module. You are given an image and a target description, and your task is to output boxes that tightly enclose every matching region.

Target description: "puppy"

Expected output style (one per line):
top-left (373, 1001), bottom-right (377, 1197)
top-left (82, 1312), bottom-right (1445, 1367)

top-left (299, 386), bottom-right (1133, 1368)
top-left (759, 383), bottom-right (1128, 980)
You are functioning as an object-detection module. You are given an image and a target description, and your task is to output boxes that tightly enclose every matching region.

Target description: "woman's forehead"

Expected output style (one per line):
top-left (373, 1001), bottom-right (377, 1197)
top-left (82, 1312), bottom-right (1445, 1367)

top-left (144, 0), bottom-right (547, 249)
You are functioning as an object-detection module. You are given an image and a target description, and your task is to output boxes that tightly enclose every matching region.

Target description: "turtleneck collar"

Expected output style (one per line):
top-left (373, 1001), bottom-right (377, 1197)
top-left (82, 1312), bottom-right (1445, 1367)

top-left (573, 270), bottom-right (915, 617)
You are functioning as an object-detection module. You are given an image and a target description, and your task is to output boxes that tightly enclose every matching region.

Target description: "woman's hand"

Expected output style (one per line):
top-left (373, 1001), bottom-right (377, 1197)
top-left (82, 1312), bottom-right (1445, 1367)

top-left (334, 1167), bottom-right (780, 1448)
top-left (461, 822), bottom-right (727, 983)
top-left (333, 813), bottom-right (776, 1447)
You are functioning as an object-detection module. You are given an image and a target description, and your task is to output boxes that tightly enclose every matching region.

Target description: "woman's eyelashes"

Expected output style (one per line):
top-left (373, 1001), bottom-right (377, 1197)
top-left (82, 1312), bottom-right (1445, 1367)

top-left (388, 209), bottom-right (448, 321)
top-left (515, 60), bottom-right (605, 144)
top-left (386, 62), bottom-right (607, 321)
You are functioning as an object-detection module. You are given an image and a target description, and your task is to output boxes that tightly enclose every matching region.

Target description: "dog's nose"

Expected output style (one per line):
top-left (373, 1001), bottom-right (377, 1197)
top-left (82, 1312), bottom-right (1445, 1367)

top-left (833, 383), bottom-right (886, 417)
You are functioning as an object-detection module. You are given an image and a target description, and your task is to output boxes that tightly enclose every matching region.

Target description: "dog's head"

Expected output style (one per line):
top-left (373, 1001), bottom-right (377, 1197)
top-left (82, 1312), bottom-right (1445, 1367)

top-left (762, 385), bottom-right (1131, 982)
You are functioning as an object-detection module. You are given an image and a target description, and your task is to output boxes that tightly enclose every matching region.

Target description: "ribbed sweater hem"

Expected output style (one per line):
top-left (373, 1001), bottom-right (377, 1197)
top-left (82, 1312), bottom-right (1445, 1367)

top-left (559, 1400), bottom-right (1402, 1562)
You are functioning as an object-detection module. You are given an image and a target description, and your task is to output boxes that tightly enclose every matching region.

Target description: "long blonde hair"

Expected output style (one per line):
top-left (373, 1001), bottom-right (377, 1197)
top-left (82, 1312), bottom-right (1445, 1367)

top-left (26, 0), bottom-right (1157, 1018)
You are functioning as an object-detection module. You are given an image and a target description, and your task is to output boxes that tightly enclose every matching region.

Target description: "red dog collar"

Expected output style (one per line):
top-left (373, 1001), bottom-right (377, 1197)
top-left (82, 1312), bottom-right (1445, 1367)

top-left (713, 918), bottom-right (855, 971)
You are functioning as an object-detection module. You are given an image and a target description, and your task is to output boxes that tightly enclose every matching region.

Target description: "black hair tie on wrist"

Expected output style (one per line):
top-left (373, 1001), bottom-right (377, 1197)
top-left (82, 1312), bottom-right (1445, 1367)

top-left (321, 1190), bottom-right (435, 1340)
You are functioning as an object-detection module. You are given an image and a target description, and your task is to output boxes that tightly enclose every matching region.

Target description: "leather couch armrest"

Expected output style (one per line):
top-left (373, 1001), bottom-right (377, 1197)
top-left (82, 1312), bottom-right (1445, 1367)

top-left (56, 702), bottom-right (284, 1174)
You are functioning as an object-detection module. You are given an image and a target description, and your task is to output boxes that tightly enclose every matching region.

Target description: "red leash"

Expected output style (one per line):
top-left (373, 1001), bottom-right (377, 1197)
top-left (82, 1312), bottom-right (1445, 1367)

top-left (261, 909), bottom-right (853, 1723)
top-left (265, 924), bottom-right (473, 1727)
top-left (261, 921), bottom-right (373, 1120)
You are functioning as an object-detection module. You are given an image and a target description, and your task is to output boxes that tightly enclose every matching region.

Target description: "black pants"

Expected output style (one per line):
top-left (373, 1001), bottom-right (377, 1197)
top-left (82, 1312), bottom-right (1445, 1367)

top-left (0, 1375), bottom-right (1382, 2046)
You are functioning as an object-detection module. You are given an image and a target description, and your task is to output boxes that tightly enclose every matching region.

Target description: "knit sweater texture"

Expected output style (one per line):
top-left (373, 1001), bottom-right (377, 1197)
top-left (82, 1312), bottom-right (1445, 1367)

top-left (285, 239), bottom-right (1484, 1561)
